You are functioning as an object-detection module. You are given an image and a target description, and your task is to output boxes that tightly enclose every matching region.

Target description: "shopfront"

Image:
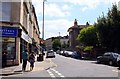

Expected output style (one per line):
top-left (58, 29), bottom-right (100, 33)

top-left (20, 30), bottom-right (32, 63)
top-left (0, 27), bottom-right (18, 66)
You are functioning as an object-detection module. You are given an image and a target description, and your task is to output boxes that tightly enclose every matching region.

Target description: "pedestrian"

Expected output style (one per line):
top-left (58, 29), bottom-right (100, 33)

top-left (28, 51), bottom-right (35, 71)
top-left (22, 49), bottom-right (28, 71)
top-left (2, 50), bottom-right (7, 68)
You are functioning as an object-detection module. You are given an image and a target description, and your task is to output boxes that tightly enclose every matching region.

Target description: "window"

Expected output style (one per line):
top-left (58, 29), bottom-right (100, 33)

top-left (113, 53), bottom-right (119, 58)
top-left (23, 7), bottom-right (27, 29)
top-left (104, 53), bottom-right (111, 57)
top-left (1, 2), bottom-right (11, 21)
top-left (0, 37), bottom-right (16, 60)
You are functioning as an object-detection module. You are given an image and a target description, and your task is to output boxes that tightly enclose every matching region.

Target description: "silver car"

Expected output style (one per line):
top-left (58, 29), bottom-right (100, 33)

top-left (46, 50), bottom-right (55, 58)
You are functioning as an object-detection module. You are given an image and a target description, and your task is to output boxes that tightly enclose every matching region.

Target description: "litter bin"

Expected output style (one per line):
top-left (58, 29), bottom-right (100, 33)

top-left (40, 54), bottom-right (43, 61)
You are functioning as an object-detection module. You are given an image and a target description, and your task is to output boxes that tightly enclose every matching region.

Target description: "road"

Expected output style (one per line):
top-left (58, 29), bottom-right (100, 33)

top-left (3, 54), bottom-right (120, 79)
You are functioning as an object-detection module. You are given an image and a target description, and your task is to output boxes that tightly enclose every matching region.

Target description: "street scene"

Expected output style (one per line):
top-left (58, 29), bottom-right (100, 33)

top-left (0, 0), bottom-right (120, 79)
top-left (1, 52), bottom-right (120, 78)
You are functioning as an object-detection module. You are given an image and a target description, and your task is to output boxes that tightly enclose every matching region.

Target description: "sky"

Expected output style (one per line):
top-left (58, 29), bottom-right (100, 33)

top-left (32, 0), bottom-right (120, 39)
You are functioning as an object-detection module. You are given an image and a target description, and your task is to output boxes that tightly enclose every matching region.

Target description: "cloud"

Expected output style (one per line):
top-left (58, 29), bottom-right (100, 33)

top-left (38, 19), bottom-right (73, 39)
top-left (63, 0), bottom-right (120, 11)
top-left (32, 0), bottom-right (70, 18)
top-left (32, 0), bottom-right (120, 39)
top-left (64, 0), bottom-right (100, 8)
top-left (45, 3), bottom-right (69, 17)
top-left (62, 4), bottom-right (70, 10)
top-left (81, 6), bottom-right (88, 12)
top-left (32, 0), bottom-right (120, 14)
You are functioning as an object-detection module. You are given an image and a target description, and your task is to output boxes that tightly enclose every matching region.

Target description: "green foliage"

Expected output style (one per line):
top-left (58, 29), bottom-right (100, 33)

top-left (84, 46), bottom-right (93, 52)
top-left (77, 25), bottom-right (99, 47)
top-left (95, 4), bottom-right (120, 51)
top-left (61, 42), bottom-right (67, 48)
top-left (52, 39), bottom-right (61, 51)
top-left (76, 45), bottom-right (84, 49)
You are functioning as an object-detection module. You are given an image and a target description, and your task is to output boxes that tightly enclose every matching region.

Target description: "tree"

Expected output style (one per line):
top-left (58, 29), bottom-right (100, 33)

top-left (95, 4), bottom-right (120, 52)
top-left (77, 25), bottom-right (99, 47)
top-left (84, 46), bottom-right (93, 52)
top-left (61, 41), bottom-right (67, 48)
top-left (52, 39), bottom-right (61, 51)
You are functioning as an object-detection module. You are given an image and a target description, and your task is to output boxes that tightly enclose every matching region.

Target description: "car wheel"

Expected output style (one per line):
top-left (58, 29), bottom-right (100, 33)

top-left (109, 61), bottom-right (113, 66)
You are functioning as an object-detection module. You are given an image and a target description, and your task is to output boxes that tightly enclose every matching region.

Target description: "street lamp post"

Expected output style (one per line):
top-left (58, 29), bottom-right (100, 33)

top-left (41, 0), bottom-right (46, 56)
top-left (42, 0), bottom-right (45, 40)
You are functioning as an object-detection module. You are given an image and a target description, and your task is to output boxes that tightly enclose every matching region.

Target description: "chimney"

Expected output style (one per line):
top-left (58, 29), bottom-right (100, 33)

top-left (74, 19), bottom-right (78, 26)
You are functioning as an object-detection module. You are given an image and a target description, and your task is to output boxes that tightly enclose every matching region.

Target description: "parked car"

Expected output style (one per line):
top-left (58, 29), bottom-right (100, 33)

top-left (117, 55), bottom-right (120, 68)
top-left (63, 51), bottom-right (73, 57)
top-left (46, 50), bottom-right (55, 58)
top-left (71, 51), bottom-right (81, 59)
top-left (56, 50), bottom-right (60, 54)
top-left (59, 51), bottom-right (64, 55)
top-left (97, 52), bottom-right (119, 66)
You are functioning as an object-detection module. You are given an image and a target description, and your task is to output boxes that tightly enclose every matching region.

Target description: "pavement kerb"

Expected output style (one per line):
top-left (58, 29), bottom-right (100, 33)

top-left (0, 58), bottom-right (57, 76)
top-left (0, 65), bottom-right (19, 76)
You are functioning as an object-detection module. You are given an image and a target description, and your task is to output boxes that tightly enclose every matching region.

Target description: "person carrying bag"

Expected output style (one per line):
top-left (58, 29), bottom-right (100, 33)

top-left (28, 52), bottom-right (35, 71)
top-left (22, 49), bottom-right (28, 71)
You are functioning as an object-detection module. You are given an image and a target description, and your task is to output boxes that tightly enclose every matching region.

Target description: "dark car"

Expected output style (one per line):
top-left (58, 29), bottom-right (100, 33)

top-left (97, 52), bottom-right (119, 66)
top-left (71, 51), bottom-right (81, 59)
top-left (46, 50), bottom-right (55, 58)
top-left (117, 55), bottom-right (120, 68)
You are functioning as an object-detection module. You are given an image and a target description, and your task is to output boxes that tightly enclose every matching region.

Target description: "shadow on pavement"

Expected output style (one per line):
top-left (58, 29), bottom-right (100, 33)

top-left (0, 70), bottom-right (31, 76)
top-left (14, 70), bottom-right (31, 72)
top-left (0, 72), bottom-right (22, 76)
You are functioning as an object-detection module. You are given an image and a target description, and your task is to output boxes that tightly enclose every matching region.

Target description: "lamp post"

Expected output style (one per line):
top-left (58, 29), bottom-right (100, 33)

top-left (42, 0), bottom-right (45, 40)
top-left (41, 0), bottom-right (46, 56)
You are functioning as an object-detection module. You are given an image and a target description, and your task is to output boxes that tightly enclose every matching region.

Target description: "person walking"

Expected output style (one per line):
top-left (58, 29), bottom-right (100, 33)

top-left (2, 50), bottom-right (7, 68)
top-left (22, 49), bottom-right (28, 71)
top-left (28, 52), bottom-right (35, 71)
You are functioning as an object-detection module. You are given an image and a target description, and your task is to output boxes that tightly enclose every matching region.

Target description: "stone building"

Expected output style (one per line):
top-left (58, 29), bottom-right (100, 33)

top-left (0, 0), bottom-right (40, 66)
top-left (68, 19), bottom-right (88, 51)
top-left (45, 36), bottom-right (69, 51)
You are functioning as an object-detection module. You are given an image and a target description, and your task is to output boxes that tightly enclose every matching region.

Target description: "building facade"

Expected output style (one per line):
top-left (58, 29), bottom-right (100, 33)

top-left (0, 0), bottom-right (40, 66)
top-left (45, 38), bottom-right (53, 51)
top-left (45, 36), bottom-right (69, 51)
top-left (68, 19), bottom-right (87, 51)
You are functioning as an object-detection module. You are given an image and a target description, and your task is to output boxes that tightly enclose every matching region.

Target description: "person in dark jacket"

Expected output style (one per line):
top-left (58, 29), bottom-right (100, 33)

top-left (28, 52), bottom-right (35, 71)
top-left (2, 50), bottom-right (7, 67)
top-left (22, 49), bottom-right (28, 71)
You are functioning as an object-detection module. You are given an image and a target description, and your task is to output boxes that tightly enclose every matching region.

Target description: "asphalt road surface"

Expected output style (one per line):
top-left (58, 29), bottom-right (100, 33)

top-left (3, 54), bottom-right (120, 79)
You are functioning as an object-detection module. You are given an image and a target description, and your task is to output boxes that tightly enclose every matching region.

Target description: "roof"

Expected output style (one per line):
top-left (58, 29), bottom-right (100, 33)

top-left (67, 25), bottom-right (86, 32)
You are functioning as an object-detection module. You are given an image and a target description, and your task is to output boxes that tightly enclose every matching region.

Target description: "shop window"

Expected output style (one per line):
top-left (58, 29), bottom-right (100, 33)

top-left (0, 37), bottom-right (16, 60)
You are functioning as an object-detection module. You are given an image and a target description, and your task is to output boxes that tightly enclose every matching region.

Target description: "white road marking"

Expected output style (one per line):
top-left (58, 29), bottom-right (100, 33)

top-left (50, 68), bottom-right (65, 77)
top-left (47, 70), bottom-right (55, 78)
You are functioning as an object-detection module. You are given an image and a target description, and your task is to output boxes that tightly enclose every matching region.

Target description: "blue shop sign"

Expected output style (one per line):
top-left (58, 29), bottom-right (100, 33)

top-left (0, 27), bottom-right (18, 37)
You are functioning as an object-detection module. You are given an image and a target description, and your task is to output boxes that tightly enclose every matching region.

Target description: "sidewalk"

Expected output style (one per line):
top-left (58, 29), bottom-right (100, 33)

top-left (0, 58), bottom-right (57, 76)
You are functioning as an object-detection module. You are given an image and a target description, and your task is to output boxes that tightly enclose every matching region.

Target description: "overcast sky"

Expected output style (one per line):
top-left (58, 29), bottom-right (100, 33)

top-left (32, 0), bottom-right (120, 39)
